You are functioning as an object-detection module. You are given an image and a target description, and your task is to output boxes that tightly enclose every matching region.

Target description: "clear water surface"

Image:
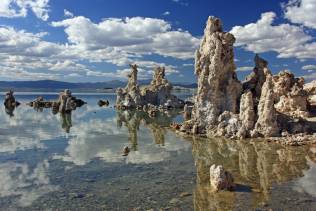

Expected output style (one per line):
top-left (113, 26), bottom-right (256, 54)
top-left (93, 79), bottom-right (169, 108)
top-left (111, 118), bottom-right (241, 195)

top-left (0, 93), bottom-right (315, 211)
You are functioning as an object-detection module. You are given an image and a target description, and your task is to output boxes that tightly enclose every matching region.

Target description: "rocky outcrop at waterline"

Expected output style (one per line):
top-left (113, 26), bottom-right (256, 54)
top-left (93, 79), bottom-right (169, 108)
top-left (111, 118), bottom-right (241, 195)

top-left (56, 89), bottom-right (86, 113)
top-left (27, 96), bottom-right (54, 108)
top-left (3, 90), bottom-right (20, 117)
top-left (174, 16), bottom-right (316, 141)
top-left (193, 16), bottom-right (242, 127)
top-left (26, 90), bottom-right (86, 114)
top-left (98, 100), bottom-right (109, 107)
top-left (116, 64), bottom-right (184, 110)
top-left (4, 90), bottom-right (20, 108)
top-left (304, 80), bottom-right (316, 112)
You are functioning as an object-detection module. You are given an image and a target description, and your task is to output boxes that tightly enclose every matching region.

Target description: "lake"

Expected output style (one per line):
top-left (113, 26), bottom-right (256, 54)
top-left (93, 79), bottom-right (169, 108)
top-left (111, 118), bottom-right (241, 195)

top-left (0, 93), bottom-right (315, 210)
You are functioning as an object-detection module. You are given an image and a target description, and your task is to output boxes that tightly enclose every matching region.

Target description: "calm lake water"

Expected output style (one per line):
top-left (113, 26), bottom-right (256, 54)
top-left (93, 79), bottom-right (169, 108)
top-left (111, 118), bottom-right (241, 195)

top-left (0, 93), bottom-right (315, 211)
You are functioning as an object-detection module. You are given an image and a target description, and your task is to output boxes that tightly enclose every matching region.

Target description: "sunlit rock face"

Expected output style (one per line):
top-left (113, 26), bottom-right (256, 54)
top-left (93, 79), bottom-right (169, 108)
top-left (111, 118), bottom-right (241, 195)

top-left (252, 75), bottom-right (279, 137)
top-left (209, 164), bottom-right (234, 191)
top-left (116, 64), bottom-right (142, 108)
top-left (304, 80), bottom-right (316, 106)
top-left (178, 16), bottom-right (315, 140)
top-left (237, 91), bottom-right (256, 138)
top-left (116, 65), bottom-right (184, 109)
top-left (57, 90), bottom-right (86, 113)
top-left (273, 71), bottom-right (309, 118)
top-left (192, 16), bottom-right (242, 128)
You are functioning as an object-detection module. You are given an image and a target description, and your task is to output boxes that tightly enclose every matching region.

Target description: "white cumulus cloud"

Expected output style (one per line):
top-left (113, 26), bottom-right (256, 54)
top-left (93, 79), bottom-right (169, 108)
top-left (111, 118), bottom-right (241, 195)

top-left (63, 9), bottom-right (73, 18)
top-left (302, 64), bottom-right (316, 70)
top-left (283, 0), bottom-right (316, 29)
top-left (51, 16), bottom-right (200, 60)
top-left (0, 0), bottom-right (50, 21)
top-left (230, 12), bottom-right (316, 60)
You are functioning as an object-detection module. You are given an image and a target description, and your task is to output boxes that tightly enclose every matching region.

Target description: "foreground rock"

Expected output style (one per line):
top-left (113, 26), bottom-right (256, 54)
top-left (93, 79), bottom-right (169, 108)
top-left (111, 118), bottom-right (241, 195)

top-left (175, 16), bottom-right (316, 141)
top-left (209, 164), bottom-right (235, 191)
top-left (116, 65), bottom-right (184, 110)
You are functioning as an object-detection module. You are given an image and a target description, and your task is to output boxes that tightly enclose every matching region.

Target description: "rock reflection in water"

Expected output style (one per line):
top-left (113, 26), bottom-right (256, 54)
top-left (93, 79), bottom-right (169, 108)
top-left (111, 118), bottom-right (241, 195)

top-left (4, 104), bottom-right (16, 117)
top-left (60, 112), bottom-right (72, 133)
top-left (192, 137), bottom-right (314, 210)
top-left (116, 109), bottom-right (180, 151)
top-left (54, 108), bottom-right (190, 165)
top-left (0, 160), bottom-right (58, 208)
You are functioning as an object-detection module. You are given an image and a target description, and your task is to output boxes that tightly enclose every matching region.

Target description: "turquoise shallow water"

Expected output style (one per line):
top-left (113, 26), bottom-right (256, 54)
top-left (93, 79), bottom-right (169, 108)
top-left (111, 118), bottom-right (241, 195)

top-left (0, 93), bottom-right (315, 210)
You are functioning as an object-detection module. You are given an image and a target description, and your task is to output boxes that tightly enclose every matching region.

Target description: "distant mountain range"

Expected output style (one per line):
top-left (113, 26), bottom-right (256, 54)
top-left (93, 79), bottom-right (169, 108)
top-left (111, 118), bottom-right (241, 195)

top-left (0, 80), bottom-right (197, 92)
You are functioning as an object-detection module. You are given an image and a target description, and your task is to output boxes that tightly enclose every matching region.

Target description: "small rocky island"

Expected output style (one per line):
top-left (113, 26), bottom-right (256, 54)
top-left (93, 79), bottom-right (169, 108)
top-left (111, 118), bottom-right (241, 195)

top-left (27, 89), bottom-right (86, 114)
top-left (166, 16), bottom-right (316, 144)
top-left (116, 64), bottom-right (185, 111)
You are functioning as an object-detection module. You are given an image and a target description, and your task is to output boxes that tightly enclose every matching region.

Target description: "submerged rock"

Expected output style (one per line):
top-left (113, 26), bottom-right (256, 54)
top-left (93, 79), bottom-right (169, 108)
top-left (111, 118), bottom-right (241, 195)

top-left (209, 164), bottom-right (234, 191)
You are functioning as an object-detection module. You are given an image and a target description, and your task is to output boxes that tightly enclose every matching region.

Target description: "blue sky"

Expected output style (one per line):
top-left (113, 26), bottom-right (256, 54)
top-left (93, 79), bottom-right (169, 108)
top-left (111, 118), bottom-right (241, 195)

top-left (0, 0), bottom-right (316, 83)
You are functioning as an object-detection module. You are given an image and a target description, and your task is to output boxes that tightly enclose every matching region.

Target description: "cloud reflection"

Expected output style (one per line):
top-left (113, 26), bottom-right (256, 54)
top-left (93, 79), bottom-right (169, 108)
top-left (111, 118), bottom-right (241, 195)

top-left (0, 160), bottom-right (58, 207)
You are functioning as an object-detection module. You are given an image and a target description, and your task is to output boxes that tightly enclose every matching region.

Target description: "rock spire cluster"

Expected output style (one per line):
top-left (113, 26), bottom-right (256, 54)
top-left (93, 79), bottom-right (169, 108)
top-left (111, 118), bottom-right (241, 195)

top-left (176, 16), bottom-right (314, 139)
top-left (116, 65), bottom-right (184, 110)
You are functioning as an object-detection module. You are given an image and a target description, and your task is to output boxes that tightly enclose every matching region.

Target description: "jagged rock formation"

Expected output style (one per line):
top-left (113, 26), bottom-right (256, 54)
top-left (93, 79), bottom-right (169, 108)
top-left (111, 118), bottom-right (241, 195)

top-left (252, 75), bottom-right (280, 137)
top-left (98, 100), bottom-right (109, 107)
top-left (3, 90), bottom-right (20, 117)
top-left (237, 91), bottom-right (256, 138)
top-left (116, 64), bottom-right (142, 108)
top-left (27, 96), bottom-right (54, 109)
top-left (192, 16), bottom-right (242, 127)
top-left (116, 65), bottom-right (184, 109)
top-left (4, 90), bottom-right (20, 108)
top-left (273, 71), bottom-right (309, 118)
top-left (209, 164), bottom-right (235, 191)
top-left (304, 80), bottom-right (316, 110)
top-left (56, 89), bottom-right (86, 113)
top-left (243, 54), bottom-right (271, 100)
top-left (175, 16), bottom-right (315, 140)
